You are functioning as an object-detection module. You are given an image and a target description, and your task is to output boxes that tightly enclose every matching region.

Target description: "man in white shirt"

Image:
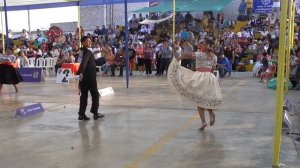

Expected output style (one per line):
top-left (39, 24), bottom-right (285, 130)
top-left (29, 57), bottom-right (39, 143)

top-left (50, 46), bottom-right (60, 58)
top-left (140, 25), bottom-right (148, 33)
top-left (93, 43), bottom-right (106, 67)
top-left (173, 41), bottom-right (182, 60)
top-left (107, 32), bottom-right (116, 43)
top-left (237, 28), bottom-right (245, 38)
top-left (92, 43), bottom-right (102, 60)
top-left (199, 30), bottom-right (207, 41)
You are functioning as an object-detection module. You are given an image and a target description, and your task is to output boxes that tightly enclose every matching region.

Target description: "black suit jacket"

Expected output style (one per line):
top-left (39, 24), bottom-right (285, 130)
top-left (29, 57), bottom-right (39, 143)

top-left (78, 47), bottom-right (97, 82)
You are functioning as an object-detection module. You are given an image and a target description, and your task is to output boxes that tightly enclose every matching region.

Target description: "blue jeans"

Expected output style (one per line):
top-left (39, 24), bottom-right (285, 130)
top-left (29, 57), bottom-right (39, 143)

top-left (218, 66), bottom-right (230, 78)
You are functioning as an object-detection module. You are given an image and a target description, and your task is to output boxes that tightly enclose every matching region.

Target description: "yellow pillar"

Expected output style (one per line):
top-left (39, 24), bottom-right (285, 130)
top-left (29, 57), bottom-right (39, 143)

top-left (285, 0), bottom-right (295, 93)
top-left (1, 8), bottom-right (5, 54)
top-left (77, 4), bottom-right (81, 47)
top-left (272, 0), bottom-right (289, 167)
top-left (172, 0), bottom-right (176, 42)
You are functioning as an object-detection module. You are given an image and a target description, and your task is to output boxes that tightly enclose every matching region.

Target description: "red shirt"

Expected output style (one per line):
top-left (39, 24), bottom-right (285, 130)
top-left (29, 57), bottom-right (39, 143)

top-left (136, 47), bottom-right (144, 58)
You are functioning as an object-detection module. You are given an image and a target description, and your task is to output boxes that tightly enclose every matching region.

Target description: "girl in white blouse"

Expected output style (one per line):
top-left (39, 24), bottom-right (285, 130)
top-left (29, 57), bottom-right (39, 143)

top-left (168, 44), bottom-right (222, 130)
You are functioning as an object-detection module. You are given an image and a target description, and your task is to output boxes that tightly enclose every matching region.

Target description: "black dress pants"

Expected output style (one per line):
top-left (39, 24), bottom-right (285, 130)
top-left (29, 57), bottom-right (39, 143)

top-left (78, 80), bottom-right (99, 116)
top-left (181, 59), bottom-right (193, 69)
top-left (118, 65), bottom-right (125, 76)
top-left (144, 59), bottom-right (152, 75)
top-left (159, 58), bottom-right (171, 75)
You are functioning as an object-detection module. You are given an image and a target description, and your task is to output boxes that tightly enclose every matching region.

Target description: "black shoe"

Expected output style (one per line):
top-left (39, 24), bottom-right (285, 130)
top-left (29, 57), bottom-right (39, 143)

top-left (93, 113), bottom-right (105, 120)
top-left (78, 115), bottom-right (90, 120)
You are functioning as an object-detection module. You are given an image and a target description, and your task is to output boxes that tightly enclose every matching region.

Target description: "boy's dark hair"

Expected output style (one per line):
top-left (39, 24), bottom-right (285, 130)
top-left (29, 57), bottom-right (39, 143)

top-left (81, 36), bottom-right (90, 44)
top-left (263, 52), bottom-right (268, 56)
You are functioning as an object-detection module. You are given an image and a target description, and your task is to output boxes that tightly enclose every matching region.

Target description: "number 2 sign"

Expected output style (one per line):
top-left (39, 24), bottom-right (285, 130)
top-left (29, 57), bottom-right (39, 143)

top-left (56, 68), bottom-right (72, 83)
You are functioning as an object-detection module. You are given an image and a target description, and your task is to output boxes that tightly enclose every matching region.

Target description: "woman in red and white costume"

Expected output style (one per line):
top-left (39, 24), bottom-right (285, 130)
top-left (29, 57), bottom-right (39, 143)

top-left (168, 42), bottom-right (223, 130)
top-left (0, 47), bottom-right (23, 93)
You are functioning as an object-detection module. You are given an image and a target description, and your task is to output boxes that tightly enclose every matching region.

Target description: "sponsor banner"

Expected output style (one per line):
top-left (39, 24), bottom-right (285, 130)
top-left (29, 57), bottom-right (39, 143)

top-left (15, 103), bottom-right (45, 117)
top-left (253, 0), bottom-right (273, 14)
top-left (18, 67), bottom-right (42, 82)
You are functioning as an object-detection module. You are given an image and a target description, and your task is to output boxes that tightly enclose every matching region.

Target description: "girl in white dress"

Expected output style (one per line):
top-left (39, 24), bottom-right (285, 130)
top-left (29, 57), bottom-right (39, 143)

top-left (168, 44), bottom-right (222, 130)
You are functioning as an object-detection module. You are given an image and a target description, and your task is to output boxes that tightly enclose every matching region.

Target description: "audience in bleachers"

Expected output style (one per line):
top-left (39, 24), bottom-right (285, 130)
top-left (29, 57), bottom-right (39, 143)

top-left (1, 11), bottom-right (300, 90)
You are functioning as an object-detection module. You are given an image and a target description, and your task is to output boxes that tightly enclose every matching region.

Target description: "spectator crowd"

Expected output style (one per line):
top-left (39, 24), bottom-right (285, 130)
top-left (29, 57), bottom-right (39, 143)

top-left (1, 11), bottom-right (300, 90)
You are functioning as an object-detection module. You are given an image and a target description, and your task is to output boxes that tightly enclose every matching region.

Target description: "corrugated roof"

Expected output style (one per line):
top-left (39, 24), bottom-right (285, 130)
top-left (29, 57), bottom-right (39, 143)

top-left (0, 0), bottom-right (156, 11)
top-left (0, 0), bottom-right (78, 7)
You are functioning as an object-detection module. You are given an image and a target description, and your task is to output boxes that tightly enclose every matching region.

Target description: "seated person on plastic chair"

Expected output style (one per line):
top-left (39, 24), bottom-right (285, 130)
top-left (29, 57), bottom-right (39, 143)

top-left (18, 51), bottom-right (29, 67)
top-left (64, 51), bottom-right (75, 63)
top-left (261, 64), bottom-right (276, 83)
top-left (102, 51), bottom-right (116, 76)
top-left (260, 52), bottom-right (269, 73)
top-left (115, 48), bottom-right (126, 77)
top-left (55, 52), bottom-right (65, 74)
top-left (292, 49), bottom-right (300, 89)
top-left (217, 52), bottom-right (231, 78)
top-left (93, 43), bottom-right (106, 67)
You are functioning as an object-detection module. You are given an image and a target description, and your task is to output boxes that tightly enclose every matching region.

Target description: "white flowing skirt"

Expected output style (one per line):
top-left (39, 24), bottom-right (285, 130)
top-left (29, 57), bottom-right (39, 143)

top-left (167, 58), bottom-right (223, 109)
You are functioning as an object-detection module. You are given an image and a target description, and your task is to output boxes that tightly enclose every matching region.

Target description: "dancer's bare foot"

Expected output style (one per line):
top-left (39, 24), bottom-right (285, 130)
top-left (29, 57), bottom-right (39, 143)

top-left (198, 122), bottom-right (207, 130)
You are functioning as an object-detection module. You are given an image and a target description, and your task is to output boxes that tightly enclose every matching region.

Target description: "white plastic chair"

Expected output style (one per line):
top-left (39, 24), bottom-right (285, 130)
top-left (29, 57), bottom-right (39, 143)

top-left (36, 58), bottom-right (45, 67)
top-left (28, 57), bottom-right (35, 67)
top-left (36, 58), bottom-right (46, 76)
top-left (45, 57), bottom-right (54, 76)
top-left (115, 67), bottom-right (120, 74)
top-left (52, 58), bottom-right (57, 75)
top-left (96, 66), bottom-right (102, 75)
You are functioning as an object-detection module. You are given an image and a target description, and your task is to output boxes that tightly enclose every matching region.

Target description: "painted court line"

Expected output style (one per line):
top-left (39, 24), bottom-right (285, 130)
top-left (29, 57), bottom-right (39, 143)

top-left (125, 79), bottom-right (247, 168)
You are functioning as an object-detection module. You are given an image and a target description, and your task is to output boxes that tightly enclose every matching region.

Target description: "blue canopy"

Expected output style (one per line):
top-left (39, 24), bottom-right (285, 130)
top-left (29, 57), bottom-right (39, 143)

top-left (133, 0), bottom-right (234, 12)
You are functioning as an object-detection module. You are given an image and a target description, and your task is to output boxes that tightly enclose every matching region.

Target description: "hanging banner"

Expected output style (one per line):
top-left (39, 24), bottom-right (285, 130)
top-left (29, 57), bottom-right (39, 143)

top-left (139, 14), bottom-right (173, 24)
top-left (253, 0), bottom-right (273, 14)
top-left (18, 67), bottom-right (43, 82)
top-left (149, 1), bottom-right (160, 7)
top-left (296, 0), bottom-right (300, 14)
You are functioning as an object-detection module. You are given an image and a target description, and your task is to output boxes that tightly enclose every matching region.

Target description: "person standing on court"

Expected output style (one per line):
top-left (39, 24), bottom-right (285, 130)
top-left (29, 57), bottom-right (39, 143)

top-left (77, 36), bottom-right (104, 120)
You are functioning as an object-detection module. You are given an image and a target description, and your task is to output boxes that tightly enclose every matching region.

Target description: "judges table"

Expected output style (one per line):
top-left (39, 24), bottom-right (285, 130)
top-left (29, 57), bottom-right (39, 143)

top-left (62, 63), bottom-right (80, 75)
top-left (1, 62), bottom-right (18, 68)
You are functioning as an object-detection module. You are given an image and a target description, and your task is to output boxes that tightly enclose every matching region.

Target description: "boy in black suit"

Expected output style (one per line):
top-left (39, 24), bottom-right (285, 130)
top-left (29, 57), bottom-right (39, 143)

top-left (78, 36), bottom-right (104, 120)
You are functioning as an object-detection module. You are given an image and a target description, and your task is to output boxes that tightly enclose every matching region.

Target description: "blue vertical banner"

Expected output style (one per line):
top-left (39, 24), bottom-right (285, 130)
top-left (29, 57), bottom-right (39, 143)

top-left (124, 0), bottom-right (130, 88)
top-left (253, 0), bottom-right (273, 14)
